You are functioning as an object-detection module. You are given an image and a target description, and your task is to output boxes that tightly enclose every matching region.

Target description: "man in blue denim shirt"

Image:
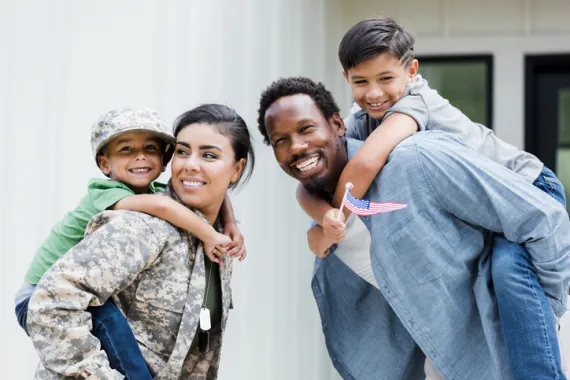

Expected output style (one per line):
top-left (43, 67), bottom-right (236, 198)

top-left (257, 79), bottom-right (570, 379)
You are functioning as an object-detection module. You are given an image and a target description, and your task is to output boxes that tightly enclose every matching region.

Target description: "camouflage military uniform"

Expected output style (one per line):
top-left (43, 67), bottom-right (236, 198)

top-left (27, 186), bottom-right (233, 379)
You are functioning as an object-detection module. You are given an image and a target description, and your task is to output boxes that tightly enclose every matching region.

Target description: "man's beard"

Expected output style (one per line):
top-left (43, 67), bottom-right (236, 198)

top-left (302, 137), bottom-right (345, 201)
top-left (304, 175), bottom-right (333, 201)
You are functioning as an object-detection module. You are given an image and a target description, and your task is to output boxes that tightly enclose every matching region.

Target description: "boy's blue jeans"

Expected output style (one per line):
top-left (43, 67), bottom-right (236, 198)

top-left (15, 290), bottom-right (152, 380)
top-left (493, 166), bottom-right (568, 380)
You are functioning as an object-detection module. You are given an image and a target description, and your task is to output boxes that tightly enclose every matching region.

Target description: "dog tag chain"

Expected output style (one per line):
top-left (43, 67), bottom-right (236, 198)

top-left (199, 256), bottom-right (213, 353)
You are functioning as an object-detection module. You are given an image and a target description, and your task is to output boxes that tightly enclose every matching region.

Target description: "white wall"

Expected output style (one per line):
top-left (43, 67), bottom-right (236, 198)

top-left (0, 0), bottom-right (345, 378)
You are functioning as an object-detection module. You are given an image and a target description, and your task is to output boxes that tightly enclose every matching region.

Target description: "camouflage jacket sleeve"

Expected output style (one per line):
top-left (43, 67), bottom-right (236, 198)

top-left (27, 211), bottom-right (164, 379)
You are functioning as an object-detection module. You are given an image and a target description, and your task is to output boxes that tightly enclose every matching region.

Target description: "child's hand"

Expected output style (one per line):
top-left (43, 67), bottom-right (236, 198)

top-left (223, 222), bottom-right (247, 262)
top-left (203, 231), bottom-right (232, 265)
top-left (322, 208), bottom-right (347, 243)
top-left (307, 225), bottom-right (334, 258)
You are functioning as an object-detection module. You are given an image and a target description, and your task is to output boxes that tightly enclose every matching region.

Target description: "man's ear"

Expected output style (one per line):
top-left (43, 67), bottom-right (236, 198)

top-left (330, 113), bottom-right (345, 137)
top-left (342, 70), bottom-right (349, 84)
top-left (97, 155), bottom-right (111, 176)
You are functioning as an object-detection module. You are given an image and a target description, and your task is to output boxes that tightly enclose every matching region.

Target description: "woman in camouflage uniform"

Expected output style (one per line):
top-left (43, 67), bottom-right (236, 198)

top-left (27, 104), bottom-right (255, 380)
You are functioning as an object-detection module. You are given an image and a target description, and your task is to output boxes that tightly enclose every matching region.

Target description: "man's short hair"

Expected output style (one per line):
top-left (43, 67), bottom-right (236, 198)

top-left (257, 77), bottom-right (340, 145)
top-left (338, 17), bottom-right (415, 72)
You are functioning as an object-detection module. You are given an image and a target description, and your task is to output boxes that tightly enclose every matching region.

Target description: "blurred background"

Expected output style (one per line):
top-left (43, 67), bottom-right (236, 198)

top-left (1, 0), bottom-right (569, 379)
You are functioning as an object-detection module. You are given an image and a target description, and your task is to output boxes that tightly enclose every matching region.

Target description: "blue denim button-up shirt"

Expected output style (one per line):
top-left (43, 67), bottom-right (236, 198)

top-left (312, 132), bottom-right (570, 380)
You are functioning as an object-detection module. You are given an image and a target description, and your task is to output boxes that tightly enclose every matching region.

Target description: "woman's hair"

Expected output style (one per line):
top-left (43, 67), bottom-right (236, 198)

top-left (173, 104), bottom-right (255, 189)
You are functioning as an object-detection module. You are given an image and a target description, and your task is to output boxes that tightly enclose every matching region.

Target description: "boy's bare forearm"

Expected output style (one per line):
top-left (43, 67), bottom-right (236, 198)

top-left (297, 183), bottom-right (334, 225)
top-left (113, 194), bottom-right (216, 240)
top-left (332, 112), bottom-right (418, 211)
top-left (219, 195), bottom-right (236, 226)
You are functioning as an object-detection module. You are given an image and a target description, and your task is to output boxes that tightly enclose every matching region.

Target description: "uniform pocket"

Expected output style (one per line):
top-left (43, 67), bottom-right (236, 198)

top-left (129, 278), bottom-right (188, 357)
top-left (135, 278), bottom-right (187, 313)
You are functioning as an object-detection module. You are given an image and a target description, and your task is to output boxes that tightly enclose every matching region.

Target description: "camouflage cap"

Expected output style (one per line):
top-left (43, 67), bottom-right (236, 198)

top-left (91, 108), bottom-right (176, 165)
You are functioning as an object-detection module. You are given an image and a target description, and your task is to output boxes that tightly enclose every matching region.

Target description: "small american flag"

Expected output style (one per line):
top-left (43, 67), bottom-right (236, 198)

top-left (345, 188), bottom-right (407, 216)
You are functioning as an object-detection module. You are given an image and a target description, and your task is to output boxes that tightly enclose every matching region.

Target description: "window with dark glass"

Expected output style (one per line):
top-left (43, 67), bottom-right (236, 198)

top-left (418, 55), bottom-right (493, 128)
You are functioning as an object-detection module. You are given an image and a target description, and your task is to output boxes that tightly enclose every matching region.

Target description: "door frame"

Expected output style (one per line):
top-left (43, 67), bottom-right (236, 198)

top-left (524, 54), bottom-right (570, 169)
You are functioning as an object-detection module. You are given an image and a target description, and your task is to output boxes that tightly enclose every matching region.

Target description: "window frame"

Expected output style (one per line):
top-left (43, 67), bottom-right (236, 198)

top-left (524, 54), bottom-right (570, 209)
top-left (416, 54), bottom-right (494, 129)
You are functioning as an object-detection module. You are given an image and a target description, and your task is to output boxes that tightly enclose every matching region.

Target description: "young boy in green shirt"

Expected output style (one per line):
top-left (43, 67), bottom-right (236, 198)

top-left (16, 107), bottom-right (244, 379)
